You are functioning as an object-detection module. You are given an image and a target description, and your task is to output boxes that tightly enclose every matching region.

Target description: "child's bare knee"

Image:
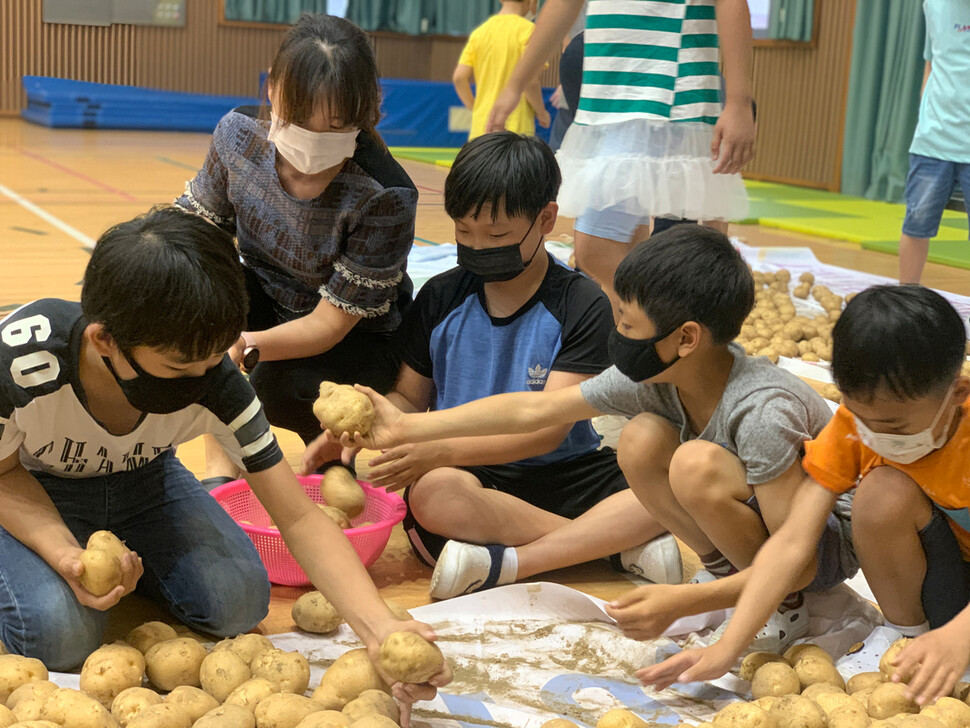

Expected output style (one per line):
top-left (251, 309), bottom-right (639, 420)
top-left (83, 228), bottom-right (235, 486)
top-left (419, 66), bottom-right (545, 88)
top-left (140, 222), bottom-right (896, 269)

top-left (617, 414), bottom-right (676, 474)
top-left (853, 466), bottom-right (931, 529)
top-left (669, 440), bottom-right (737, 504)
top-left (408, 471), bottom-right (478, 530)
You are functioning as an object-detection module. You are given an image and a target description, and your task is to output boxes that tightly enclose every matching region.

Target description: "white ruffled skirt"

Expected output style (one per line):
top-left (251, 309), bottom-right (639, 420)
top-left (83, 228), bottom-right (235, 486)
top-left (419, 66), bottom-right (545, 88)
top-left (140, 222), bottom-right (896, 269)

top-left (555, 118), bottom-right (750, 222)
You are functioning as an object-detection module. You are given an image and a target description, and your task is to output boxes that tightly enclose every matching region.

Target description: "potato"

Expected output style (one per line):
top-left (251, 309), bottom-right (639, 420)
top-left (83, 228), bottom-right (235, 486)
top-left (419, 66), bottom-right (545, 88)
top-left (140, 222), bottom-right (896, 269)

top-left (349, 717), bottom-right (398, 728)
top-left (815, 692), bottom-right (865, 716)
top-left (880, 640), bottom-right (915, 682)
top-left (794, 284), bottom-right (811, 299)
top-left (225, 678), bottom-right (280, 711)
top-left (144, 637), bottom-right (207, 691)
top-left (920, 697), bottom-right (970, 728)
top-left (799, 272), bottom-right (815, 284)
top-left (251, 650), bottom-right (311, 696)
top-left (899, 717), bottom-right (947, 728)
top-left (9, 721), bottom-right (59, 728)
top-left (199, 649), bottom-right (251, 703)
top-left (79, 548), bottom-right (123, 597)
top-left (215, 634), bottom-right (275, 667)
top-left (803, 683), bottom-right (845, 700)
top-left (315, 650), bottom-right (388, 710)
top-left (296, 711), bottom-right (352, 728)
top-left (753, 697), bottom-right (778, 712)
top-left (318, 505), bottom-right (351, 529)
top-left (713, 703), bottom-right (777, 727)
top-left (321, 467), bottom-right (366, 518)
top-left (0, 656), bottom-right (48, 704)
top-left (756, 348), bottom-right (780, 364)
top-left (40, 688), bottom-right (115, 728)
top-left (849, 674), bottom-right (886, 695)
top-left (869, 683), bottom-right (919, 719)
top-left (596, 708), bottom-right (650, 728)
top-left (796, 658), bottom-right (846, 691)
top-left (540, 722), bottom-right (580, 728)
top-left (125, 623), bottom-right (177, 656)
top-left (785, 644), bottom-right (833, 666)
top-left (768, 694), bottom-right (827, 728)
top-left (163, 686), bottom-right (218, 722)
top-left (342, 691), bottom-right (399, 724)
top-left (87, 530), bottom-right (130, 563)
top-left (312, 382), bottom-right (375, 437)
top-left (195, 704), bottom-right (258, 728)
top-left (377, 633), bottom-right (443, 684)
top-left (7, 680), bottom-right (57, 712)
top-left (802, 352), bottom-right (821, 362)
top-left (854, 688), bottom-right (876, 711)
top-left (292, 592), bottom-right (342, 635)
top-left (741, 653), bottom-right (788, 682)
top-left (80, 643), bottom-right (146, 707)
top-left (126, 703), bottom-right (193, 728)
top-left (0, 705), bottom-right (13, 728)
top-left (254, 693), bottom-right (322, 728)
top-left (752, 662), bottom-right (801, 699)
top-left (109, 687), bottom-right (162, 727)
top-left (828, 705), bottom-right (872, 728)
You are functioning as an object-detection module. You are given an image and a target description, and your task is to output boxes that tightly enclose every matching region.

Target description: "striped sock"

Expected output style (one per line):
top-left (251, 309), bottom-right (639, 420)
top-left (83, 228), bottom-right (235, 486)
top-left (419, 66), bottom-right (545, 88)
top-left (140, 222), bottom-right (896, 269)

top-left (700, 550), bottom-right (738, 578)
top-left (781, 592), bottom-right (804, 611)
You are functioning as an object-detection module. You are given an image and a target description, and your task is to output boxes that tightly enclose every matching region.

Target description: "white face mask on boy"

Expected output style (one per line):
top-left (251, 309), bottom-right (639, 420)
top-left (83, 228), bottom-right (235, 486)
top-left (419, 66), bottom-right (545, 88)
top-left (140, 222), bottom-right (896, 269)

top-left (267, 112), bottom-right (359, 175)
top-left (852, 382), bottom-right (958, 464)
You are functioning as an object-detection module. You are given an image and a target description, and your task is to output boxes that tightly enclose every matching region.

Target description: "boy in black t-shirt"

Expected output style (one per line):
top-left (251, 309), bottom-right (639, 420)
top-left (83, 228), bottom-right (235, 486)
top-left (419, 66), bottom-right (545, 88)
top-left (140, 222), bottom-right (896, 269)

top-left (0, 207), bottom-right (450, 702)
top-left (304, 133), bottom-right (680, 599)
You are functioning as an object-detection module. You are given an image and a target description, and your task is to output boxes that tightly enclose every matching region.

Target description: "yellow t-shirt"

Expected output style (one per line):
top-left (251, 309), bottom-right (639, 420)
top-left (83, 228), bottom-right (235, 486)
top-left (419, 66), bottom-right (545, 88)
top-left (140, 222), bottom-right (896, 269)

top-left (458, 14), bottom-right (538, 140)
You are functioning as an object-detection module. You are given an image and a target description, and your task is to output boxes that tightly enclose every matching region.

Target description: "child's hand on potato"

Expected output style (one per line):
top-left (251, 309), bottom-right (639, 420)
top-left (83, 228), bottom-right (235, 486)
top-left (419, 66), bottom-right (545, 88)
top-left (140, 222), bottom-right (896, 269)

top-left (299, 432), bottom-right (347, 475)
top-left (334, 386), bottom-right (405, 451)
top-left (56, 547), bottom-right (143, 610)
top-left (895, 622), bottom-right (970, 705)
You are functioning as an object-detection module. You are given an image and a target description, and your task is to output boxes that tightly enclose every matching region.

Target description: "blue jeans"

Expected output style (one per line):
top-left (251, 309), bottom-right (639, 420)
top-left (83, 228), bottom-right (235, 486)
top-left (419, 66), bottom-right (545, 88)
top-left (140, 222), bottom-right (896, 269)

top-left (902, 153), bottom-right (970, 239)
top-left (0, 452), bottom-right (270, 670)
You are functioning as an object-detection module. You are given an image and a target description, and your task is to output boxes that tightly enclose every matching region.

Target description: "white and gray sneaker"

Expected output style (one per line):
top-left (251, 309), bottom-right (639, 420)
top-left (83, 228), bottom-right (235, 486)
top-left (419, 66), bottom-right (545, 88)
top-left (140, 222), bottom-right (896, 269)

top-left (689, 568), bottom-right (718, 585)
top-left (836, 625), bottom-right (904, 676)
top-left (711, 603), bottom-right (810, 654)
top-left (617, 534), bottom-right (684, 584)
top-left (429, 540), bottom-right (510, 600)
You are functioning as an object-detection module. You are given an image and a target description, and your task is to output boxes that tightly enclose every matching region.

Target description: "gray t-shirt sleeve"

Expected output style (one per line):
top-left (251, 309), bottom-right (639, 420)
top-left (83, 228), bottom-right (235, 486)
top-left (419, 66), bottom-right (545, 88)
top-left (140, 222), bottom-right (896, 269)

top-left (579, 366), bottom-right (675, 419)
top-left (732, 389), bottom-right (822, 485)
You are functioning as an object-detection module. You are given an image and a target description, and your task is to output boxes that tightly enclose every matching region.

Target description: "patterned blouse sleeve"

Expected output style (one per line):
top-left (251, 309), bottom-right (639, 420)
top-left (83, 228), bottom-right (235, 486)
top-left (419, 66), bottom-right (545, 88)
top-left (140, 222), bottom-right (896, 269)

top-left (175, 117), bottom-right (237, 235)
top-left (318, 186), bottom-right (417, 318)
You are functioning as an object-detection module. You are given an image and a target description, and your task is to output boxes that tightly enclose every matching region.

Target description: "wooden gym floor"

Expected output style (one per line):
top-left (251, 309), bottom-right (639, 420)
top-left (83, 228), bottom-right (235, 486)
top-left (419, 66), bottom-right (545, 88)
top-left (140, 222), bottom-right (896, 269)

top-left (1, 117), bottom-right (969, 642)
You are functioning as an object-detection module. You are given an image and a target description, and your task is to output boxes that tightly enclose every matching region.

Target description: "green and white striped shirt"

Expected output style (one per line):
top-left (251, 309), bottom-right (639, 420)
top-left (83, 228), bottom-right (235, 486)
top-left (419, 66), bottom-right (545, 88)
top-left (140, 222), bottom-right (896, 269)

top-left (576, 0), bottom-right (723, 126)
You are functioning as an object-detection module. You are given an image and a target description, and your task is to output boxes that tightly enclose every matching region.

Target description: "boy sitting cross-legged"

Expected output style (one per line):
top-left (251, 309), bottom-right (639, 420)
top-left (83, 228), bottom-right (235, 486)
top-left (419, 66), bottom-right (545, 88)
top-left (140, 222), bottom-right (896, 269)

top-left (305, 131), bottom-right (680, 598)
top-left (332, 225), bottom-right (857, 653)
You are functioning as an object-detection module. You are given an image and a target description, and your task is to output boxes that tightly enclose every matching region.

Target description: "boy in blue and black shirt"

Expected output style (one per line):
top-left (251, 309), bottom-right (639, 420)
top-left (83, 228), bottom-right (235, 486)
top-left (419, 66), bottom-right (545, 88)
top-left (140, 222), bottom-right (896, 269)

top-left (305, 132), bottom-right (681, 598)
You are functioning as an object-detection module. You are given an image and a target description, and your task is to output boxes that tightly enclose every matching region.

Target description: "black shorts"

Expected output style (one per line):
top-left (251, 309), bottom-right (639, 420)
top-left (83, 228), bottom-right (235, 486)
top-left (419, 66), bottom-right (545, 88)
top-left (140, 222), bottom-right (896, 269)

top-left (403, 447), bottom-right (628, 566)
top-left (918, 506), bottom-right (970, 629)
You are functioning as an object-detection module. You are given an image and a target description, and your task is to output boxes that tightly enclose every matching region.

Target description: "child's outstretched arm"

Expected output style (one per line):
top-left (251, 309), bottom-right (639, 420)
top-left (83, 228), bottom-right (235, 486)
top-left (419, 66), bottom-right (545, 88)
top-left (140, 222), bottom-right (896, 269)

top-left (713, 0), bottom-right (756, 174)
top-left (637, 480), bottom-right (835, 688)
top-left (339, 382), bottom-right (599, 451)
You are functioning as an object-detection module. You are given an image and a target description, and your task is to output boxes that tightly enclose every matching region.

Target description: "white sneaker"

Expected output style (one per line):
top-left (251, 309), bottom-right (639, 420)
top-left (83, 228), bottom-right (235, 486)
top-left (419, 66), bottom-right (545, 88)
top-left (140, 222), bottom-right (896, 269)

top-left (835, 625), bottom-right (904, 676)
top-left (618, 534), bottom-right (684, 584)
top-left (689, 568), bottom-right (718, 585)
top-left (429, 540), bottom-right (509, 600)
top-left (712, 603), bottom-right (810, 653)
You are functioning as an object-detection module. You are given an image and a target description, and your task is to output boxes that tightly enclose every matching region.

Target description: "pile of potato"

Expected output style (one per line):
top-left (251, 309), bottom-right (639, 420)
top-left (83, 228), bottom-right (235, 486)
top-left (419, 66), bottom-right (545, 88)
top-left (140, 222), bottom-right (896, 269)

top-left (0, 607), bottom-right (445, 728)
top-left (736, 270), bottom-right (851, 370)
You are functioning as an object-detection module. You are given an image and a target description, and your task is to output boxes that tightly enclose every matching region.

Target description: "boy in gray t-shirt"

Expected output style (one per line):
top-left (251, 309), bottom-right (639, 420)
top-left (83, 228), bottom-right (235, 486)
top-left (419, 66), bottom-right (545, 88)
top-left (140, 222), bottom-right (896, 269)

top-left (337, 225), bottom-right (857, 654)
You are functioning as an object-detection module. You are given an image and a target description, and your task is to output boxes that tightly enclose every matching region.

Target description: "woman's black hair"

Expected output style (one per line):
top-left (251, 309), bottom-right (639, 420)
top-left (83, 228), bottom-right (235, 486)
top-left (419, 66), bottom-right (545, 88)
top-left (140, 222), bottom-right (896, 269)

top-left (832, 285), bottom-right (965, 401)
top-left (613, 225), bottom-right (755, 344)
top-left (444, 132), bottom-right (561, 221)
top-left (81, 206), bottom-right (247, 361)
top-left (266, 14), bottom-right (383, 145)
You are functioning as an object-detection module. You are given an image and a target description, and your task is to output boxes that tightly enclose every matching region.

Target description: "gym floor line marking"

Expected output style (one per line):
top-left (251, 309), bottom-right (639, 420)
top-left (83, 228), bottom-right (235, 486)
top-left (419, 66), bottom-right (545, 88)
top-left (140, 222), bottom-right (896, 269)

top-left (155, 155), bottom-right (200, 171)
top-left (416, 185), bottom-right (444, 195)
top-left (414, 236), bottom-right (441, 246)
top-left (11, 226), bottom-right (47, 235)
top-left (0, 182), bottom-right (96, 250)
top-left (17, 147), bottom-right (138, 201)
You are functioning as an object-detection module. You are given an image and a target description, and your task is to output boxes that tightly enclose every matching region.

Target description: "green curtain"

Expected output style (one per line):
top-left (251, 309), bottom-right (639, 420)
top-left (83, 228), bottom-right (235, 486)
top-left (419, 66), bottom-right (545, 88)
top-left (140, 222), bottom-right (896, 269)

top-left (841, 0), bottom-right (925, 202)
top-left (347, 0), bottom-right (497, 35)
top-left (225, 0), bottom-right (330, 24)
top-left (768, 0), bottom-right (814, 42)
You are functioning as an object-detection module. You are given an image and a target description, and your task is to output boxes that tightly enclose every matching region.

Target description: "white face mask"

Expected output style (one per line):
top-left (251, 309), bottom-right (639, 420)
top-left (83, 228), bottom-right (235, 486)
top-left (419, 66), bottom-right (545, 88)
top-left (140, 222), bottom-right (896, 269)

top-left (852, 383), bottom-right (958, 465)
top-left (267, 112), bottom-right (359, 175)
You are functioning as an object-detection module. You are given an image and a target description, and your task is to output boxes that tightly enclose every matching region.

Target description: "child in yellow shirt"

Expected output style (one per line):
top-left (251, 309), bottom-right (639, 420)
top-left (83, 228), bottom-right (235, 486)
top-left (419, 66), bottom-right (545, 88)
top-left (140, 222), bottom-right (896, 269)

top-left (453, 0), bottom-right (550, 140)
top-left (630, 285), bottom-right (970, 707)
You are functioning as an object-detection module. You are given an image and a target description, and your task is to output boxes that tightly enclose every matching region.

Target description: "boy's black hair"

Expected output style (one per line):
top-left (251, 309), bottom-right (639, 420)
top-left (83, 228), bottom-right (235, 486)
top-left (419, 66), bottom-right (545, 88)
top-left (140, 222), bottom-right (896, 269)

top-left (613, 225), bottom-right (754, 344)
top-left (81, 206), bottom-right (247, 361)
top-left (832, 285), bottom-right (965, 401)
top-left (444, 132), bottom-right (561, 222)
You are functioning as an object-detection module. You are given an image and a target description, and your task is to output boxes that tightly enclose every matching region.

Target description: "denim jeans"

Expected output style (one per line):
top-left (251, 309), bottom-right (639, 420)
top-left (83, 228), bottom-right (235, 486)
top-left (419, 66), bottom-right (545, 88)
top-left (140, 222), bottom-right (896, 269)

top-left (0, 451), bottom-right (270, 670)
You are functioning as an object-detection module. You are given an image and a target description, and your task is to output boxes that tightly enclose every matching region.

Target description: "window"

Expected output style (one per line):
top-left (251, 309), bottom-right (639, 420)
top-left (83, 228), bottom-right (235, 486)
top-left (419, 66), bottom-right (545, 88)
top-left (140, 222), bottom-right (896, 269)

top-left (750, 0), bottom-right (771, 39)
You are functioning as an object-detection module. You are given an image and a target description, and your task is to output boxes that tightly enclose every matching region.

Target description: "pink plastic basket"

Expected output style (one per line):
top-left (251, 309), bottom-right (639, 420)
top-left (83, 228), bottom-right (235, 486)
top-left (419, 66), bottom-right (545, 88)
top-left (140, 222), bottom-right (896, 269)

top-left (210, 475), bottom-right (406, 586)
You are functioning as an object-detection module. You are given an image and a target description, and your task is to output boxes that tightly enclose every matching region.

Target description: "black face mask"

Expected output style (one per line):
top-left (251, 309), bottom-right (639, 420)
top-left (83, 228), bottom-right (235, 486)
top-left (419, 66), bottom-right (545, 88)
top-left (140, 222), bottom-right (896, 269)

top-left (456, 216), bottom-right (544, 282)
top-left (103, 349), bottom-right (224, 414)
top-left (608, 327), bottom-right (682, 382)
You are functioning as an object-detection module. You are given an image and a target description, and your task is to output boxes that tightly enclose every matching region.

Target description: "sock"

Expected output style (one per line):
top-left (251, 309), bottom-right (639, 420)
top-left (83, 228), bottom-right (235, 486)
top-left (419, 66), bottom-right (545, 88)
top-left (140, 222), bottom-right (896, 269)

top-left (498, 546), bottom-right (518, 585)
top-left (883, 620), bottom-right (930, 638)
top-left (700, 550), bottom-right (738, 578)
top-left (780, 592), bottom-right (804, 612)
